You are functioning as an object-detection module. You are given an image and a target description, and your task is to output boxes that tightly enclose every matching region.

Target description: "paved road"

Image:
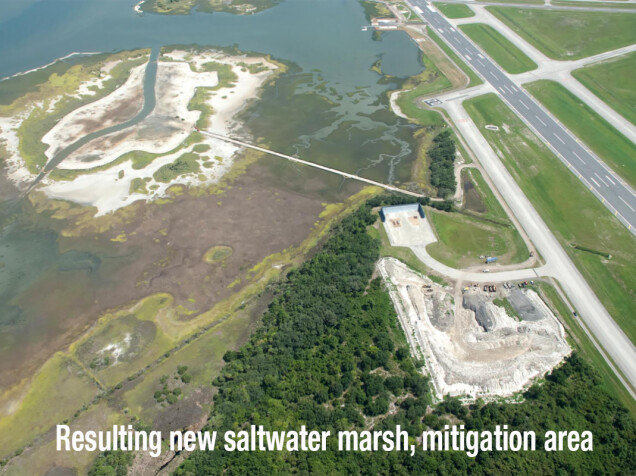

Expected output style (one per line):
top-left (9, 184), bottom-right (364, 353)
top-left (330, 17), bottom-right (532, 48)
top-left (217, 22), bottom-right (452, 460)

top-left (432, 0), bottom-right (636, 13)
top-left (442, 95), bottom-right (636, 394)
top-left (407, 0), bottom-right (636, 236)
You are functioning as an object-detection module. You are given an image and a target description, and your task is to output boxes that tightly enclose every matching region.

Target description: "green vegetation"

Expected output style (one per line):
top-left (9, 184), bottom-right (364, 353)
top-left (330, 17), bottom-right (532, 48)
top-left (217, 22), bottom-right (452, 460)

top-left (142, 0), bottom-right (196, 14)
top-left (3, 51), bottom-right (149, 174)
top-left (142, 0), bottom-right (282, 15)
top-left (572, 52), bottom-right (636, 126)
top-left (237, 61), bottom-right (269, 74)
top-left (428, 129), bottom-right (456, 197)
top-left (360, 0), bottom-right (392, 21)
top-left (203, 245), bottom-right (233, 264)
top-left (152, 367), bottom-right (191, 405)
top-left (199, 61), bottom-right (238, 89)
top-left (427, 209), bottom-right (529, 268)
top-left (493, 297), bottom-right (522, 321)
top-left (171, 206), bottom-right (634, 474)
top-left (88, 449), bottom-right (134, 476)
top-left (526, 80), bottom-right (636, 189)
top-left (459, 23), bottom-right (537, 74)
top-left (427, 27), bottom-right (483, 87)
top-left (486, 7), bottom-right (636, 60)
top-left (553, 0), bottom-right (636, 9)
top-left (434, 2), bottom-right (475, 18)
top-left (536, 282), bottom-right (636, 414)
top-left (0, 354), bottom-right (98, 457)
top-left (153, 152), bottom-right (201, 183)
top-left (395, 55), bottom-right (451, 128)
top-left (464, 93), bottom-right (636, 343)
top-left (129, 177), bottom-right (150, 195)
top-left (461, 168), bottom-right (511, 225)
top-left (197, 0), bottom-right (283, 15)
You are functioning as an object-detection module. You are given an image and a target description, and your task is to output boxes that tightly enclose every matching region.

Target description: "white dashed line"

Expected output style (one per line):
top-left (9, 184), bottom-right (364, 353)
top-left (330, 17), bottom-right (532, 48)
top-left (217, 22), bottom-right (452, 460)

top-left (520, 99), bottom-right (529, 110)
top-left (595, 173), bottom-right (608, 187)
top-left (619, 196), bottom-right (635, 212)
top-left (478, 53), bottom-right (484, 59)
top-left (590, 177), bottom-right (600, 188)
top-left (572, 151), bottom-right (585, 165)
top-left (465, 54), bottom-right (471, 61)
top-left (536, 115), bottom-right (547, 127)
top-left (605, 175), bottom-right (616, 186)
top-left (554, 133), bottom-right (565, 144)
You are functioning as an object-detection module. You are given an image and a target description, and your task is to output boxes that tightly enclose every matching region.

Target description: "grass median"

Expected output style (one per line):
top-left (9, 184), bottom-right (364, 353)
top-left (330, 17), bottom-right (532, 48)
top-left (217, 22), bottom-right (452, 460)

top-left (572, 51), bottom-right (636, 127)
top-left (486, 7), bottom-right (636, 60)
top-left (463, 93), bottom-right (636, 344)
top-left (526, 79), bottom-right (636, 189)
top-left (459, 23), bottom-right (537, 74)
top-left (433, 2), bottom-right (475, 18)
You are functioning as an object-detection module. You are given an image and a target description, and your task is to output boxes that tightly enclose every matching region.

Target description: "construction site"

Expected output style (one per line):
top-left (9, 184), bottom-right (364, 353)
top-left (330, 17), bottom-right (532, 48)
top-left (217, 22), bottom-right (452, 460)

top-left (377, 205), bottom-right (570, 399)
top-left (378, 257), bottom-right (570, 399)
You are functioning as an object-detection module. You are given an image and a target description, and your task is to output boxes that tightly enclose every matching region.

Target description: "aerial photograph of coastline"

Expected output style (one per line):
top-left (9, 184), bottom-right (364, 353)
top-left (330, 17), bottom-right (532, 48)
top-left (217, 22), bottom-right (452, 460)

top-left (0, 0), bottom-right (634, 474)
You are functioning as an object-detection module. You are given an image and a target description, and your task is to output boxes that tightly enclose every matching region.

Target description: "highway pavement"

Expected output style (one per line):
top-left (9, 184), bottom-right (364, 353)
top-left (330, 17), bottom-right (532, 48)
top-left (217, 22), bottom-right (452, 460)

top-left (406, 0), bottom-right (636, 237)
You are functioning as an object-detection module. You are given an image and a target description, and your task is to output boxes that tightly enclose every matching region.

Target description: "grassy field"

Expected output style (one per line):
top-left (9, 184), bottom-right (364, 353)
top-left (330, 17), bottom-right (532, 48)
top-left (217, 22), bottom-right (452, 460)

top-left (427, 209), bottom-right (529, 268)
top-left (433, 2), bottom-right (475, 18)
top-left (572, 52), bottom-right (636, 127)
top-left (552, 0), bottom-right (636, 9)
top-left (395, 55), bottom-right (451, 128)
top-left (427, 27), bottom-right (483, 88)
top-left (0, 354), bottom-right (99, 458)
top-left (464, 93), bottom-right (636, 343)
top-left (525, 80), bottom-right (636, 189)
top-left (461, 167), bottom-right (510, 224)
top-left (459, 23), bottom-right (537, 74)
top-left (153, 152), bottom-right (201, 183)
top-left (486, 7), bottom-right (636, 60)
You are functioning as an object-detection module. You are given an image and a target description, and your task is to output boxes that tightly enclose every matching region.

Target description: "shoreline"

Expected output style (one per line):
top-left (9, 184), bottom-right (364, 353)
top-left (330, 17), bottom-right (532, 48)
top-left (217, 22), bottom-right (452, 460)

top-left (0, 51), bottom-right (103, 82)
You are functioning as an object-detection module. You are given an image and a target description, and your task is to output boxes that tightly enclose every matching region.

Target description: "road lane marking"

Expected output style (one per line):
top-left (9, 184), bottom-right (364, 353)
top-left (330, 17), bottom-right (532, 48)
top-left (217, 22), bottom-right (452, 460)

top-left (619, 196), bottom-right (636, 213)
top-left (605, 175), bottom-right (616, 186)
top-left (478, 53), bottom-right (484, 59)
top-left (465, 54), bottom-right (471, 61)
top-left (595, 173), bottom-right (608, 186)
top-left (505, 85), bottom-right (513, 94)
top-left (590, 176), bottom-right (600, 188)
top-left (554, 133), bottom-right (565, 144)
top-left (536, 115), bottom-right (547, 127)
top-left (520, 99), bottom-right (529, 110)
top-left (572, 151), bottom-right (585, 165)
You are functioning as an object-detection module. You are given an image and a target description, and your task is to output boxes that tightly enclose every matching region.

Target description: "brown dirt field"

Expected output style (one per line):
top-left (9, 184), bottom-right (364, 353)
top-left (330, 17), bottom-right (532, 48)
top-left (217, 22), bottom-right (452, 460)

top-left (462, 173), bottom-right (486, 213)
top-left (0, 158), bottom-right (341, 392)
